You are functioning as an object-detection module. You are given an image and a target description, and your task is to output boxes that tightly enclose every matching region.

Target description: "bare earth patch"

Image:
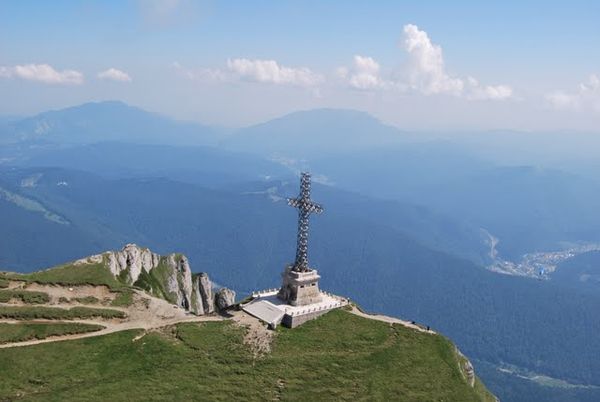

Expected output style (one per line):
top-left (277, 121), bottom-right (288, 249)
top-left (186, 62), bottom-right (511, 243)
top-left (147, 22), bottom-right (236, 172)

top-left (230, 310), bottom-right (274, 358)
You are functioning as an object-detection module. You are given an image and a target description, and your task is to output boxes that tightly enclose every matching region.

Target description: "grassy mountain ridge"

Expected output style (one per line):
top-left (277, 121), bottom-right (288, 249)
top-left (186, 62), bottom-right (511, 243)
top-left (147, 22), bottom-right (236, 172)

top-left (0, 308), bottom-right (495, 401)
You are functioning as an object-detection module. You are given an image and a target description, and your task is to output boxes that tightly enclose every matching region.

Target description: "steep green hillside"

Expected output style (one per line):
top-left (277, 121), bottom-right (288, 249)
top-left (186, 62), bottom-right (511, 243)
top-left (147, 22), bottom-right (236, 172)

top-left (0, 309), bottom-right (494, 401)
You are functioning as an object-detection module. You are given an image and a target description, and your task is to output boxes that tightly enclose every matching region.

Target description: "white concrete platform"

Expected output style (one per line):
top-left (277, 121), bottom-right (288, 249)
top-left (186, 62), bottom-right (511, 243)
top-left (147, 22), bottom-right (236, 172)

top-left (242, 299), bottom-right (286, 327)
top-left (242, 289), bottom-right (348, 328)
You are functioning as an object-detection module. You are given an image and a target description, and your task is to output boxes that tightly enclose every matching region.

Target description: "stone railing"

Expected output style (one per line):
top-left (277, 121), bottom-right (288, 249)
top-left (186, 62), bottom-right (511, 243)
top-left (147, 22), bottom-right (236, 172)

top-left (287, 299), bottom-right (349, 317)
top-left (322, 290), bottom-right (341, 299)
top-left (251, 288), bottom-right (279, 298)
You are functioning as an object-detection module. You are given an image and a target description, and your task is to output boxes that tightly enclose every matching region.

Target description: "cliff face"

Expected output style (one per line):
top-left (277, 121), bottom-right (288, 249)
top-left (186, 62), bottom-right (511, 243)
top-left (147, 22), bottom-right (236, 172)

top-left (86, 244), bottom-right (235, 315)
top-left (191, 273), bottom-right (214, 315)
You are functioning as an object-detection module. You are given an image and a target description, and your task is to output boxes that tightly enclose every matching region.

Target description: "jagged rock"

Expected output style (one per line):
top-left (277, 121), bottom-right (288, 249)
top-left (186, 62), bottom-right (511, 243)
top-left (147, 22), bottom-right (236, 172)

top-left (456, 347), bottom-right (476, 387)
top-left (463, 359), bottom-right (475, 387)
top-left (164, 254), bottom-right (193, 310)
top-left (191, 276), bottom-right (205, 315)
top-left (215, 288), bottom-right (236, 310)
top-left (191, 273), bottom-right (214, 315)
top-left (104, 243), bottom-right (160, 283)
top-left (197, 273), bottom-right (214, 314)
top-left (84, 244), bottom-right (223, 317)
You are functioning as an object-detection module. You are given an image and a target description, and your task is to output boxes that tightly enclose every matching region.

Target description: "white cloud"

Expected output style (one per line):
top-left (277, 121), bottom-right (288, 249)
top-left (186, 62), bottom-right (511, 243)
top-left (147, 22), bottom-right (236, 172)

top-left (172, 61), bottom-right (229, 83)
top-left (0, 63), bottom-right (83, 84)
top-left (334, 24), bottom-right (512, 101)
top-left (402, 24), bottom-right (464, 96)
top-left (340, 55), bottom-right (390, 90)
top-left (175, 59), bottom-right (322, 88)
top-left (547, 74), bottom-right (600, 112)
top-left (227, 58), bottom-right (322, 87)
top-left (465, 77), bottom-right (513, 100)
top-left (401, 24), bottom-right (512, 100)
top-left (97, 68), bottom-right (132, 82)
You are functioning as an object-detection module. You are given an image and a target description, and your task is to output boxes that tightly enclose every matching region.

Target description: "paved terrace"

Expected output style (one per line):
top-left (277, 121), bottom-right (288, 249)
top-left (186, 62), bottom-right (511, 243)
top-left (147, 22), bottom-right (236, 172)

top-left (242, 289), bottom-right (349, 327)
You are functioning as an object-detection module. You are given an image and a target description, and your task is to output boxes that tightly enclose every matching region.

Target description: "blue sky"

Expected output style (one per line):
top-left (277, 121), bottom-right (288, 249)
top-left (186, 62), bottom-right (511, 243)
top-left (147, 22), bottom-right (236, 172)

top-left (1, 1), bottom-right (599, 130)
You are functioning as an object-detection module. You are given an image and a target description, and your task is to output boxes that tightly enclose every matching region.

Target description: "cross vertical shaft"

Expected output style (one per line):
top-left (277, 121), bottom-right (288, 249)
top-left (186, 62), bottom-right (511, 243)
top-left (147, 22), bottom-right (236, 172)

top-left (288, 172), bottom-right (323, 272)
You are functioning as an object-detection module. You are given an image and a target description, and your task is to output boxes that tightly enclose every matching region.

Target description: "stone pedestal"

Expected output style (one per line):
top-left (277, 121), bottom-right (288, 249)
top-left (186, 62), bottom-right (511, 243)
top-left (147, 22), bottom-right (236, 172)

top-left (278, 265), bottom-right (322, 306)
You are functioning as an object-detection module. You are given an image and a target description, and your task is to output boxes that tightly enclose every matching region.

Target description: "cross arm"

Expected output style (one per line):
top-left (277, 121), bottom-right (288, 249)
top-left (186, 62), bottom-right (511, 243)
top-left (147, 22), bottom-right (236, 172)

top-left (287, 197), bottom-right (324, 214)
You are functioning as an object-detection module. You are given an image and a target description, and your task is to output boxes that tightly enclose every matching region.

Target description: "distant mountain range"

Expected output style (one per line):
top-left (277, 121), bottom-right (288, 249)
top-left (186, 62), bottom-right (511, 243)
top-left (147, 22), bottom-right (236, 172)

top-left (0, 101), bottom-right (220, 146)
top-left (221, 108), bottom-right (411, 157)
top-left (4, 101), bottom-right (600, 260)
top-left (2, 101), bottom-right (600, 401)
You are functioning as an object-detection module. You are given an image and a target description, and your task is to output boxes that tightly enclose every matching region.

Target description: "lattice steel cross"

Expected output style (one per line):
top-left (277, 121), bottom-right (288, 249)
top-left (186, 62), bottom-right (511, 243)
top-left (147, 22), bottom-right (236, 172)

top-left (288, 172), bottom-right (324, 272)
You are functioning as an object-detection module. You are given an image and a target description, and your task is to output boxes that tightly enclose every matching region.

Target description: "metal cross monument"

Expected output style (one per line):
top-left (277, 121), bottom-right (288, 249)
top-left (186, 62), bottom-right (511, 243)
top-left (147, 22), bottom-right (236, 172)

top-left (288, 172), bottom-right (324, 272)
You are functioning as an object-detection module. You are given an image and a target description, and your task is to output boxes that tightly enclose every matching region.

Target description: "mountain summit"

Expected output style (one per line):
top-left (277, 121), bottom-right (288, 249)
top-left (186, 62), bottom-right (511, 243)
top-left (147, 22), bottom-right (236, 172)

top-left (0, 101), bottom-right (219, 146)
top-left (221, 108), bottom-right (409, 157)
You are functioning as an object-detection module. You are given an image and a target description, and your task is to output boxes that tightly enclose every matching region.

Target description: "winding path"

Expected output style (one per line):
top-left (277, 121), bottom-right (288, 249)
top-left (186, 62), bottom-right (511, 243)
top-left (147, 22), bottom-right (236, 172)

top-left (348, 305), bottom-right (435, 334)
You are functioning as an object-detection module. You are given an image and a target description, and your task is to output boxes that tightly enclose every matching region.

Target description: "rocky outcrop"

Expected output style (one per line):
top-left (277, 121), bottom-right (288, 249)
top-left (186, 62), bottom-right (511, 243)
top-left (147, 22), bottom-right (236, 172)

top-left (215, 288), bottom-right (236, 311)
top-left (191, 273), bottom-right (214, 315)
top-left (164, 253), bottom-right (193, 311)
top-left (103, 243), bottom-right (161, 283)
top-left (79, 244), bottom-right (235, 316)
top-left (456, 347), bottom-right (476, 387)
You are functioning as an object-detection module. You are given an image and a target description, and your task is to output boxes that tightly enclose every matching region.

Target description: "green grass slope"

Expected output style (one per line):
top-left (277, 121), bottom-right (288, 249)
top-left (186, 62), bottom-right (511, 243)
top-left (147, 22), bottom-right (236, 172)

top-left (2, 260), bottom-right (124, 289)
top-left (0, 306), bottom-right (126, 320)
top-left (0, 322), bottom-right (104, 344)
top-left (0, 309), bottom-right (494, 401)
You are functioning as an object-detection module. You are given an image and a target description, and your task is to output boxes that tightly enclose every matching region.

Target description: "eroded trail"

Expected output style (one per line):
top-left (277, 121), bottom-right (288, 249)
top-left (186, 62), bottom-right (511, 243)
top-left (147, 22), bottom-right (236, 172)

top-left (0, 315), bottom-right (223, 349)
top-left (0, 284), bottom-right (224, 349)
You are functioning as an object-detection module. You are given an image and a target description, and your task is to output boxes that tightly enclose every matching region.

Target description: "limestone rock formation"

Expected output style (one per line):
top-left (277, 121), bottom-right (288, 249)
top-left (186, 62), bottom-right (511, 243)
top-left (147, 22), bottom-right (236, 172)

top-left (215, 288), bottom-right (236, 310)
top-left (456, 347), bottom-right (476, 387)
top-left (79, 244), bottom-right (234, 316)
top-left (105, 243), bottom-right (160, 283)
top-left (191, 273), bottom-right (214, 315)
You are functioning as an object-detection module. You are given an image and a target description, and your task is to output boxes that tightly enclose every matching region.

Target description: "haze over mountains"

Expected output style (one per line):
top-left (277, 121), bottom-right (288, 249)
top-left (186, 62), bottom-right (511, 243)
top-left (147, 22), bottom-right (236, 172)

top-left (2, 101), bottom-right (600, 401)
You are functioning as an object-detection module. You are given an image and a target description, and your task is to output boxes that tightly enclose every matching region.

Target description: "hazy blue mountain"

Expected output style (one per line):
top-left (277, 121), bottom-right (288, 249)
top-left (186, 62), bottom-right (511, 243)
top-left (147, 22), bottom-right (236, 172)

top-left (0, 166), bottom-right (489, 272)
top-left (315, 150), bottom-right (600, 259)
top-left (221, 108), bottom-right (410, 157)
top-left (218, 106), bottom-right (600, 260)
top-left (0, 101), bottom-right (220, 146)
top-left (14, 141), bottom-right (292, 186)
top-left (7, 102), bottom-right (600, 262)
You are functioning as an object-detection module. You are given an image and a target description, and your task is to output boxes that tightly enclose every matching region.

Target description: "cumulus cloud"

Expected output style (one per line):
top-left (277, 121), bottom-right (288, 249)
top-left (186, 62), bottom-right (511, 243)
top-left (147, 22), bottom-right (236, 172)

top-left (401, 24), bottom-right (511, 100)
top-left (465, 77), bottom-right (513, 100)
top-left (335, 24), bottom-right (512, 101)
top-left (175, 59), bottom-right (322, 88)
top-left (337, 55), bottom-right (391, 90)
top-left (226, 58), bottom-right (322, 87)
top-left (97, 68), bottom-right (132, 82)
top-left (546, 74), bottom-right (600, 112)
top-left (402, 24), bottom-right (464, 95)
top-left (0, 63), bottom-right (83, 84)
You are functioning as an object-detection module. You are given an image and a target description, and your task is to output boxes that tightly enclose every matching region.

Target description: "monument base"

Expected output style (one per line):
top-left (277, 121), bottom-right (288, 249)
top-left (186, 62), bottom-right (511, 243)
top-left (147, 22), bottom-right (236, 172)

top-left (278, 265), bottom-right (322, 306)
